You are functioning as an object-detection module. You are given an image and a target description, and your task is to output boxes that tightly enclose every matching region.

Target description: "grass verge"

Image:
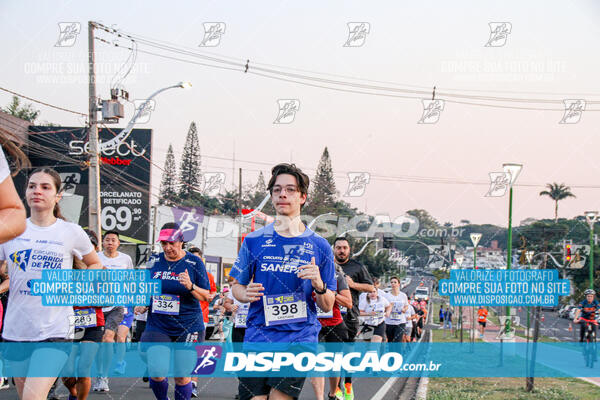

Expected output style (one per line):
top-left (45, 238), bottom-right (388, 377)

top-left (427, 377), bottom-right (600, 400)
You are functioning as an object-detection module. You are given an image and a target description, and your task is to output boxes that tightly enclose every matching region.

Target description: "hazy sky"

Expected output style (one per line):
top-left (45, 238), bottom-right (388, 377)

top-left (2, 0), bottom-right (599, 227)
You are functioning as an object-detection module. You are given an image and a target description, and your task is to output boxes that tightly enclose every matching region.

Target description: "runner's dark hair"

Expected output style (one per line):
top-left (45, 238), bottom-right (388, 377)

top-left (333, 237), bottom-right (351, 247)
top-left (267, 163), bottom-right (309, 207)
top-left (188, 247), bottom-right (202, 257)
top-left (84, 229), bottom-right (99, 248)
top-left (103, 230), bottom-right (120, 240)
top-left (0, 126), bottom-right (30, 175)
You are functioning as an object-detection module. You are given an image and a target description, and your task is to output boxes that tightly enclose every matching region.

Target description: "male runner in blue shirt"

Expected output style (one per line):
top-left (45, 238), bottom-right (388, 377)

top-left (230, 163), bottom-right (336, 400)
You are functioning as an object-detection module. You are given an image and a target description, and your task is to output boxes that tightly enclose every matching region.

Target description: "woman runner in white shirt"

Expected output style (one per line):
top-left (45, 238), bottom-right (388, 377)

top-left (359, 288), bottom-right (392, 343)
top-left (0, 168), bottom-right (101, 400)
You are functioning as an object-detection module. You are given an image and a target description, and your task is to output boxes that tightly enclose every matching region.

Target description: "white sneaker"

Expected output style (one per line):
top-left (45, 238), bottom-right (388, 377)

top-left (92, 378), bottom-right (101, 392)
top-left (97, 377), bottom-right (110, 392)
top-left (0, 378), bottom-right (9, 390)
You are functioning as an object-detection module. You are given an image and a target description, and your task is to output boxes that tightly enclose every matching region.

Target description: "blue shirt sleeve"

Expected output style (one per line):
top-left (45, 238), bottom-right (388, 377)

top-left (196, 260), bottom-right (211, 291)
top-left (230, 239), bottom-right (252, 285)
top-left (318, 240), bottom-right (336, 292)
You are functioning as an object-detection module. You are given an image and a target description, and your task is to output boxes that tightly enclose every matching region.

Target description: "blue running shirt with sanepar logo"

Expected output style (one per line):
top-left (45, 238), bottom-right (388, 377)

top-left (146, 252), bottom-right (211, 336)
top-left (229, 224), bottom-right (336, 343)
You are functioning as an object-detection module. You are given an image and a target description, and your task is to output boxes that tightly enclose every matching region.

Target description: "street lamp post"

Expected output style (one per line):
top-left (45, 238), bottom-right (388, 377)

top-left (352, 239), bottom-right (378, 258)
top-left (470, 233), bottom-right (482, 348)
top-left (338, 229), bottom-right (358, 237)
top-left (307, 212), bottom-right (335, 230)
top-left (455, 255), bottom-right (464, 340)
top-left (525, 250), bottom-right (535, 372)
top-left (503, 163), bottom-right (522, 335)
top-left (100, 82), bottom-right (192, 153)
top-left (97, 82), bottom-right (192, 245)
top-left (585, 211), bottom-right (598, 289)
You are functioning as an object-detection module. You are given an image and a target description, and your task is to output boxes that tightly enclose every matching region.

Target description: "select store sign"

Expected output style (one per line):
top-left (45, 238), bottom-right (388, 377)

top-left (28, 126), bottom-right (153, 243)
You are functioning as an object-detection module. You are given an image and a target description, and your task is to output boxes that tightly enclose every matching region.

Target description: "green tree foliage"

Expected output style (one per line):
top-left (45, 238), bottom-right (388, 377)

top-left (1, 96), bottom-right (40, 122)
top-left (307, 147), bottom-right (337, 214)
top-left (178, 122), bottom-right (201, 199)
top-left (539, 183), bottom-right (576, 222)
top-left (158, 144), bottom-right (178, 206)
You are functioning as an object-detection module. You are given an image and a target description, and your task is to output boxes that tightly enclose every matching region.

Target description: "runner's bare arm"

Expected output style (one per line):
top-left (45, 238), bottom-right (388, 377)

top-left (385, 303), bottom-right (393, 318)
top-left (345, 275), bottom-right (375, 293)
top-left (335, 288), bottom-right (352, 309)
top-left (134, 306), bottom-right (148, 314)
top-left (230, 278), bottom-right (264, 303)
top-left (223, 296), bottom-right (237, 312)
top-left (0, 176), bottom-right (26, 244)
top-left (0, 261), bottom-right (8, 294)
top-left (179, 269), bottom-right (211, 301)
top-left (79, 251), bottom-right (103, 269)
top-left (298, 257), bottom-right (335, 312)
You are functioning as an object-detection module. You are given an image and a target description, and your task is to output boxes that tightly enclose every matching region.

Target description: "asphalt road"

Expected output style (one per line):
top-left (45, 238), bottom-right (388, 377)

top-left (0, 375), bottom-right (400, 400)
top-left (491, 306), bottom-right (579, 342)
top-left (0, 276), bottom-right (429, 400)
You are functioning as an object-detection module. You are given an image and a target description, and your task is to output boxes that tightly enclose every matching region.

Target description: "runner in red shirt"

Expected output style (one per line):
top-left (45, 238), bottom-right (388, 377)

top-left (311, 265), bottom-right (353, 400)
top-left (188, 247), bottom-right (216, 398)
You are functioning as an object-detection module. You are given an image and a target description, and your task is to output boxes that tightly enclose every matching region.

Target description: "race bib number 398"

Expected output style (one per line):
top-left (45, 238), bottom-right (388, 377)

top-left (263, 293), bottom-right (307, 326)
top-left (153, 294), bottom-right (180, 315)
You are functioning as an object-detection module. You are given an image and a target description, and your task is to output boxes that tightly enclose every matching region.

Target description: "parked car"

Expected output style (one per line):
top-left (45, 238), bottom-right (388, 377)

top-left (569, 306), bottom-right (579, 321)
top-left (541, 304), bottom-right (559, 312)
top-left (559, 305), bottom-right (576, 319)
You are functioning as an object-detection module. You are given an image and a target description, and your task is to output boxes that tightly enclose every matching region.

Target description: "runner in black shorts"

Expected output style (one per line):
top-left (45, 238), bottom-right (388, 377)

top-left (335, 237), bottom-right (374, 400)
top-left (62, 230), bottom-right (106, 400)
top-left (311, 264), bottom-right (352, 400)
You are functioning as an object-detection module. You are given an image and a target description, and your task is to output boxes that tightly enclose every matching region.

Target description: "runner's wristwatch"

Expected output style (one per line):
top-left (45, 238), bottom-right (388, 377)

top-left (189, 283), bottom-right (195, 292)
top-left (314, 284), bottom-right (327, 295)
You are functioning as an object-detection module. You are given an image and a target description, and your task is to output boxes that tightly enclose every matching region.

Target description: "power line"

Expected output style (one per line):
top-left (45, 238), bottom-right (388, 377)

top-left (99, 22), bottom-right (600, 98)
top-left (108, 41), bottom-right (600, 112)
top-left (95, 23), bottom-right (600, 110)
top-left (0, 86), bottom-right (88, 117)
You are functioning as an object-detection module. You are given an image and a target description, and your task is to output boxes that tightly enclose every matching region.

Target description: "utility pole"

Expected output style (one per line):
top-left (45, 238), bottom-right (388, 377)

top-left (237, 168), bottom-right (243, 252)
top-left (88, 21), bottom-right (102, 245)
top-left (150, 205), bottom-right (157, 252)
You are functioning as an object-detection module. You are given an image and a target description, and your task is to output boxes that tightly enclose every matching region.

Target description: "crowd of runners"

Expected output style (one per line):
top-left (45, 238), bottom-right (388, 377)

top-left (0, 137), bottom-right (429, 400)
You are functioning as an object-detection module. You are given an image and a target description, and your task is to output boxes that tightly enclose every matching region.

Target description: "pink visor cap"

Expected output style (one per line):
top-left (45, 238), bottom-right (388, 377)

top-left (157, 228), bottom-right (184, 242)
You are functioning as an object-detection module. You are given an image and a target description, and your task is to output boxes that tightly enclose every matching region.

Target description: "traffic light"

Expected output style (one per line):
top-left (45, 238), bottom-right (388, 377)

top-left (565, 243), bottom-right (572, 264)
top-left (519, 249), bottom-right (527, 265)
top-left (383, 235), bottom-right (393, 248)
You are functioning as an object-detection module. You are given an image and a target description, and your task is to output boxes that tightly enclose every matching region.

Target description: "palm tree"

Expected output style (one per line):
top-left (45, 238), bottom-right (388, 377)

top-left (539, 183), bottom-right (576, 222)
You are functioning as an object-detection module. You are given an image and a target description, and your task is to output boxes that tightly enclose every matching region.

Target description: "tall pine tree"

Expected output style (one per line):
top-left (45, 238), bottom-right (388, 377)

top-left (158, 144), bottom-right (178, 205)
top-left (255, 171), bottom-right (267, 193)
top-left (309, 147), bottom-right (337, 213)
top-left (178, 122), bottom-right (201, 199)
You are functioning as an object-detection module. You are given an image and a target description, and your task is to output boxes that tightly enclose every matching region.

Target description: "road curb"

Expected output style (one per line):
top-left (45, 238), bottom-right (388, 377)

top-left (415, 324), bottom-right (432, 400)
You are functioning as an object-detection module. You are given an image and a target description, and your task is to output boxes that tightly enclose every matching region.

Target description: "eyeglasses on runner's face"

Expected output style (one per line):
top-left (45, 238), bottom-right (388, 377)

top-left (271, 185), bottom-right (299, 195)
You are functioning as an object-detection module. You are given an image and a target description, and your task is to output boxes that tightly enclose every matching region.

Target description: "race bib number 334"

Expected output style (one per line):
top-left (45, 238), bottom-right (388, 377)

top-left (263, 293), bottom-right (307, 326)
top-left (153, 294), bottom-right (180, 315)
